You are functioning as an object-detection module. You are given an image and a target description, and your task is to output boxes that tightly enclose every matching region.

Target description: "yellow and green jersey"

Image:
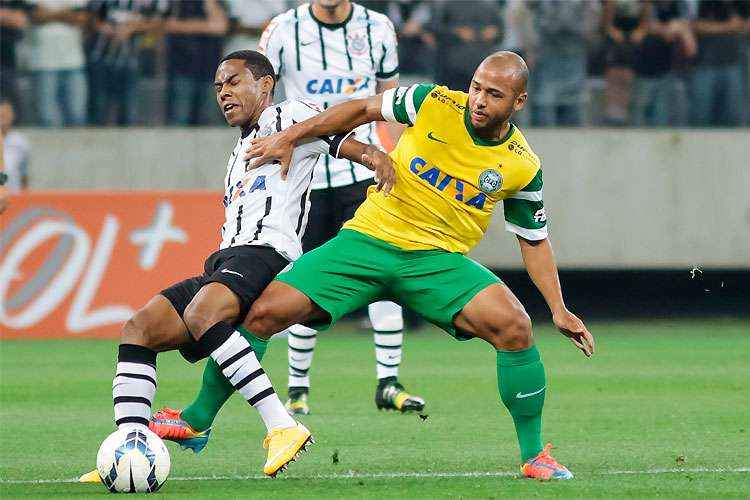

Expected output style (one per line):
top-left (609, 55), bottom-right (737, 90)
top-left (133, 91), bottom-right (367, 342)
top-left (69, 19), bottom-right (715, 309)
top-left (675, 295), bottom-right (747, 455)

top-left (344, 83), bottom-right (547, 254)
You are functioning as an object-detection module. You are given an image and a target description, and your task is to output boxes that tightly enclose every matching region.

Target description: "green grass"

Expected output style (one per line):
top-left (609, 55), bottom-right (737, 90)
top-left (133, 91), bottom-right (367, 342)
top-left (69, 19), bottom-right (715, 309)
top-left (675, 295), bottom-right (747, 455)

top-left (1, 319), bottom-right (749, 498)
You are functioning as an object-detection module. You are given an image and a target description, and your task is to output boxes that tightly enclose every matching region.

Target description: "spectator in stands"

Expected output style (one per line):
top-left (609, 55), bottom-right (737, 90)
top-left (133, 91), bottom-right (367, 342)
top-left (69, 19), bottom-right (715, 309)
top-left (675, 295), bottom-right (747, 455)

top-left (377, 0), bottom-right (435, 77)
top-left (164, 0), bottom-right (228, 125)
top-left (690, 0), bottom-right (748, 126)
top-left (526, 0), bottom-right (600, 126)
top-left (223, 0), bottom-right (287, 56)
top-left (0, 98), bottom-right (30, 192)
top-left (86, 0), bottom-right (164, 126)
top-left (630, 0), bottom-right (695, 126)
top-left (430, 0), bottom-right (503, 91)
top-left (28, 0), bottom-right (89, 127)
top-left (0, 1), bottom-right (30, 116)
top-left (603, 0), bottom-right (648, 126)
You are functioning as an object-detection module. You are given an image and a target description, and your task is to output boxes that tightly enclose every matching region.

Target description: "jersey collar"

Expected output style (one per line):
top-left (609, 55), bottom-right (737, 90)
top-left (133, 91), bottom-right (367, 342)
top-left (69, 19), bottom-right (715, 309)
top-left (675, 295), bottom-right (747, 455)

top-left (240, 123), bottom-right (260, 139)
top-left (308, 2), bottom-right (354, 30)
top-left (463, 105), bottom-right (515, 147)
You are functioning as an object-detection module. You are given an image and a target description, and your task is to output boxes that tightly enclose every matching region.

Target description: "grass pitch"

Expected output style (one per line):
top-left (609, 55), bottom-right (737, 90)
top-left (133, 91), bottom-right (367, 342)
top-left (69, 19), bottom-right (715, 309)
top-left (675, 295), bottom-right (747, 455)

top-left (1, 319), bottom-right (749, 498)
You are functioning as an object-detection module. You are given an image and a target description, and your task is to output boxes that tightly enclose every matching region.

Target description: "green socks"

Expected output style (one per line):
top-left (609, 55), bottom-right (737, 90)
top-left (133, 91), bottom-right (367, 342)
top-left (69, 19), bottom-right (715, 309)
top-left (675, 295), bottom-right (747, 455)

top-left (181, 327), bottom-right (269, 431)
top-left (496, 345), bottom-right (546, 462)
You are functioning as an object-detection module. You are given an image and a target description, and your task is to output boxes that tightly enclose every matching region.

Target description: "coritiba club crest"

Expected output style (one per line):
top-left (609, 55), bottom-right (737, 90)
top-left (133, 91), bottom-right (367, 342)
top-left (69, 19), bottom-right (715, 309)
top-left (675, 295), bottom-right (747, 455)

top-left (478, 169), bottom-right (503, 194)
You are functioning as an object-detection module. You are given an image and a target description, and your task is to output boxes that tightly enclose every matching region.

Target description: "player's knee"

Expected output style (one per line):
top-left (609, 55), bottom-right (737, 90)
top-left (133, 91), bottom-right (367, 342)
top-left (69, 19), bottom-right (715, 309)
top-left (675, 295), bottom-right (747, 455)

top-left (244, 301), bottom-right (279, 339)
top-left (121, 312), bottom-right (159, 350)
top-left (487, 310), bottom-right (532, 351)
top-left (183, 300), bottom-right (224, 340)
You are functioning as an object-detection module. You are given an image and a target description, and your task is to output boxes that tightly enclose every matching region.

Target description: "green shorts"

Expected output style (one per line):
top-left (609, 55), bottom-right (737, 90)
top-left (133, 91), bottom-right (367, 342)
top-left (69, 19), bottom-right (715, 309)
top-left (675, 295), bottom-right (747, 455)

top-left (276, 229), bottom-right (502, 339)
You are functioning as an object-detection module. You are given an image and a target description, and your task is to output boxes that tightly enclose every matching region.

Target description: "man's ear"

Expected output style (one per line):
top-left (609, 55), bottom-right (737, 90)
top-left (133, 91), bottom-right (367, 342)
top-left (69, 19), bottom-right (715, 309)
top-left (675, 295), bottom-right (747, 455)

top-left (514, 92), bottom-right (528, 112)
top-left (260, 75), bottom-right (275, 96)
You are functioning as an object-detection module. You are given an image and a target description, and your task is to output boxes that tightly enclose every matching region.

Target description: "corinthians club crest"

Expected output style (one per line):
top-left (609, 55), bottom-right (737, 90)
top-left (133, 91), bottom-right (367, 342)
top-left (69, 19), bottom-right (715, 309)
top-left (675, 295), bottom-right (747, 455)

top-left (478, 169), bottom-right (503, 194)
top-left (347, 31), bottom-right (368, 56)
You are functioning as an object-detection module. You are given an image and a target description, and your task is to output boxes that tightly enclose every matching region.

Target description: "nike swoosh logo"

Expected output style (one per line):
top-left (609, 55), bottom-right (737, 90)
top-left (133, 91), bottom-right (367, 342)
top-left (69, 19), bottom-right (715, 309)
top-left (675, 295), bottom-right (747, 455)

top-left (221, 269), bottom-right (244, 278)
top-left (300, 40), bottom-right (317, 46)
top-left (516, 386), bottom-right (546, 399)
top-left (427, 131), bottom-right (448, 144)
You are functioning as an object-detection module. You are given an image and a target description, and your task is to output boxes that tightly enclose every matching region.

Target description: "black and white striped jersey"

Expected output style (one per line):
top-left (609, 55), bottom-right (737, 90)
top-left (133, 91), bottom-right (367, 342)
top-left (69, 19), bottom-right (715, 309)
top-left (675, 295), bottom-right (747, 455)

top-left (220, 99), bottom-right (352, 260)
top-left (258, 2), bottom-right (398, 190)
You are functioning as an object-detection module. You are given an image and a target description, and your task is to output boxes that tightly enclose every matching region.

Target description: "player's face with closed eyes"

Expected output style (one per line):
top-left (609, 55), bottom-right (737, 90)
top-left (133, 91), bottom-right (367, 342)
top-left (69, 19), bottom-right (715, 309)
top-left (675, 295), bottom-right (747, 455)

top-left (214, 60), bottom-right (271, 127)
top-left (467, 65), bottom-right (527, 132)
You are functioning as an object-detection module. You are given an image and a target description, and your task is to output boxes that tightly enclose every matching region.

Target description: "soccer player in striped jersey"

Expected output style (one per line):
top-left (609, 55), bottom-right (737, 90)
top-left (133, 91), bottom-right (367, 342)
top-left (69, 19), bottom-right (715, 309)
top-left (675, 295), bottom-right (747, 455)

top-left (78, 49), bottom-right (396, 483)
top-left (241, 51), bottom-right (596, 480)
top-left (260, 0), bottom-right (424, 415)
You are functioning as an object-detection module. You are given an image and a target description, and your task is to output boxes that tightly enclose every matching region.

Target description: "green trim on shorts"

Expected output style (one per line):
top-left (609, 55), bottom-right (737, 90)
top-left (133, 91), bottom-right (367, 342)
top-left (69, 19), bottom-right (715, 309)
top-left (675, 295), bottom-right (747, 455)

top-left (275, 229), bottom-right (502, 339)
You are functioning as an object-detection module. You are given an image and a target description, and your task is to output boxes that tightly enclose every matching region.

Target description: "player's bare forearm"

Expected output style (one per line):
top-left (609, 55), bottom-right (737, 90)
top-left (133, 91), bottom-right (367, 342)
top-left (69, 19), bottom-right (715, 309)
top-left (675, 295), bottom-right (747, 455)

top-left (518, 235), bottom-right (595, 356)
top-left (246, 96), bottom-right (386, 173)
top-left (337, 139), bottom-right (396, 195)
top-left (518, 236), bottom-right (565, 314)
top-left (288, 97), bottom-right (384, 143)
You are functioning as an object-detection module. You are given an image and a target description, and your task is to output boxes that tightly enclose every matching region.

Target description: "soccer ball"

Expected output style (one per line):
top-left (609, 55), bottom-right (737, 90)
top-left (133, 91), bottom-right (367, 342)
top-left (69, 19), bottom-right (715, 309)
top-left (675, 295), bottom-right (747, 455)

top-left (96, 428), bottom-right (171, 493)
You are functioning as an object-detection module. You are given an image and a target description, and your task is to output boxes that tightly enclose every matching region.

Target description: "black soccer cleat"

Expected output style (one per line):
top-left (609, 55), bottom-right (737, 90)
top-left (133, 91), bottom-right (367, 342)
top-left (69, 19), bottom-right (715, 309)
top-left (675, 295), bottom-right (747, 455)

top-left (375, 377), bottom-right (426, 413)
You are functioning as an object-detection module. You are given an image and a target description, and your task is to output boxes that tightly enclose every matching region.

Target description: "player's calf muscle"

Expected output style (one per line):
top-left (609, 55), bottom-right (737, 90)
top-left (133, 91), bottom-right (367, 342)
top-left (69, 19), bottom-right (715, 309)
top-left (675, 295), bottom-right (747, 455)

top-left (120, 296), bottom-right (187, 351)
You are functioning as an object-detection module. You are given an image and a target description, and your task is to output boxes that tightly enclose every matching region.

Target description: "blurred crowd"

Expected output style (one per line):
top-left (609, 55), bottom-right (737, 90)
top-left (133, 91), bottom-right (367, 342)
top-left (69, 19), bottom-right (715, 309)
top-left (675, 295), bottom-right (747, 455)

top-left (1, 0), bottom-right (749, 128)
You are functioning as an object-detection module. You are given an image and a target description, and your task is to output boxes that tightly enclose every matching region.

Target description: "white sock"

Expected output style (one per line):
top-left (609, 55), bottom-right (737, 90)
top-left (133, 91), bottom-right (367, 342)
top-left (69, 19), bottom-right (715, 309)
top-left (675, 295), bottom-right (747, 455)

top-left (369, 301), bottom-right (404, 380)
top-left (113, 345), bottom-right (157, 430)
top-left (211, 330), bottom-right (295, 431)
top-left (287, 324), bottom-right (317, 389)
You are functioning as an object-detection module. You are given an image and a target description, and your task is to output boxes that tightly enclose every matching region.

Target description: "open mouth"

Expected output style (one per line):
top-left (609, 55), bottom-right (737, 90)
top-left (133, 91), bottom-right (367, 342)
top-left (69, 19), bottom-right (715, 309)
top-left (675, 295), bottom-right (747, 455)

top-left (223, 103), bottom-right (239, 113)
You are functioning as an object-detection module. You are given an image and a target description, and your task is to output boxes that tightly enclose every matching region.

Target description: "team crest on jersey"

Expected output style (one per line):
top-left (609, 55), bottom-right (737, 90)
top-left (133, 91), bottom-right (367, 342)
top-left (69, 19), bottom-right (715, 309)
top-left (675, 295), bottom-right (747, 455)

top-left (347, 30), bottom-right (368, 56)
top-left (478, 169), bottom-right (503, 194)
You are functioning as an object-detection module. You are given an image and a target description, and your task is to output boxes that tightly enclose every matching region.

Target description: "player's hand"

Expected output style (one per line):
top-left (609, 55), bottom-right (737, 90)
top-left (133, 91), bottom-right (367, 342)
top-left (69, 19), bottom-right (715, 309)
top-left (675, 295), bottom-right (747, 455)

top-left (553, 308), bottom-right (594, 357)
top-left (361, 146), bottom-right (396, 196)
top-left (245, 132), bottom-right (295, 179)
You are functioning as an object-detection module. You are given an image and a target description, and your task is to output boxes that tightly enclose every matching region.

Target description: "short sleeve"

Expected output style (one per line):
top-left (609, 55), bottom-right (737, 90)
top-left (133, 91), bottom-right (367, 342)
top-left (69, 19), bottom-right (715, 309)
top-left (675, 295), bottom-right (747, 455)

top-left (258, 15), bottom-right (285, 77)
top-left (375, 17), bottom-right (399, 81)
top-left (288, 100), bottom-right (354, 158)
top-left (503, 170), bottom-right (548, 240)
top-left (380, 83), bottom-right (436, 126)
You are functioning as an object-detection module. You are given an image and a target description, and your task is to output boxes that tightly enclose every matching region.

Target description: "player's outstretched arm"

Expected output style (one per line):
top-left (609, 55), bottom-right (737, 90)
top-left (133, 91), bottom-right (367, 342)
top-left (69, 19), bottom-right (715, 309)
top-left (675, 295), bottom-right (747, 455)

top-left (246, 95), bottom-right (385, 176)
top-left (517, 236), bottom-right (595, 357)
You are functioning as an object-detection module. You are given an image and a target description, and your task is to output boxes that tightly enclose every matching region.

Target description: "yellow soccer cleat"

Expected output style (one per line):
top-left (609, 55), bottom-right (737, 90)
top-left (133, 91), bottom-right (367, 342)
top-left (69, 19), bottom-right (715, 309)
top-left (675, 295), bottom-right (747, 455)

top-left (262, 422), bottom-right (314, 477)
top-left (78, 469), bottom-right (102, 484)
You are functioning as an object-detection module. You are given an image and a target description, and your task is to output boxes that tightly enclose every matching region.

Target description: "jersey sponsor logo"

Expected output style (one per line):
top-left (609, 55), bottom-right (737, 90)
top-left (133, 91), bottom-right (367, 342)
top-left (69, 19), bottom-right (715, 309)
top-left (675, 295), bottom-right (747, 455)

top-left (305, 77), bottom-right (370, 95)
top-left (508, 140), bottom-right (529, 157)
top-left (409, 156), bottom-right (487, 210)
top-left (430, 90), bottom-right (466, 111)
top-left (478, 169), bottom-right (503, 194)
top-left (426, 132), bottom-right (448, 144)
top-left (223, 175), bottom-right (267, 207)
top-left (533, 208), bottom-right (547, 223)
top-left (347, 30), bottom-right (368, 55)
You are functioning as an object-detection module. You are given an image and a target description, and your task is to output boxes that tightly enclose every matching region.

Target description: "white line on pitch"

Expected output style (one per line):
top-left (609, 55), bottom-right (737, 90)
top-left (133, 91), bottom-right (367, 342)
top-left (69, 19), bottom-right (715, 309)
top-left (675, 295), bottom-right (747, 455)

top-left (2, 467), bottom-right (749, 485)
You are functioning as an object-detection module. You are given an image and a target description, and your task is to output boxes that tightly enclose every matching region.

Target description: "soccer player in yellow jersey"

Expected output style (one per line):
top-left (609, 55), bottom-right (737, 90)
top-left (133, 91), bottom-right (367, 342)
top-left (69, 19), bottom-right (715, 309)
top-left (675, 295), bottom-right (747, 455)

top-left (245, 51), bottom-right (595, 480)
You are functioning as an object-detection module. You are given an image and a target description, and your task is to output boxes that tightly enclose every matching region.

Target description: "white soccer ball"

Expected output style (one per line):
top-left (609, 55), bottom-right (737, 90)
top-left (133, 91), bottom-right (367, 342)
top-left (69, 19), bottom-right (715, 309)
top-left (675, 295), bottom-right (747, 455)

top-left (96, 427), bottom-right (171, 493)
